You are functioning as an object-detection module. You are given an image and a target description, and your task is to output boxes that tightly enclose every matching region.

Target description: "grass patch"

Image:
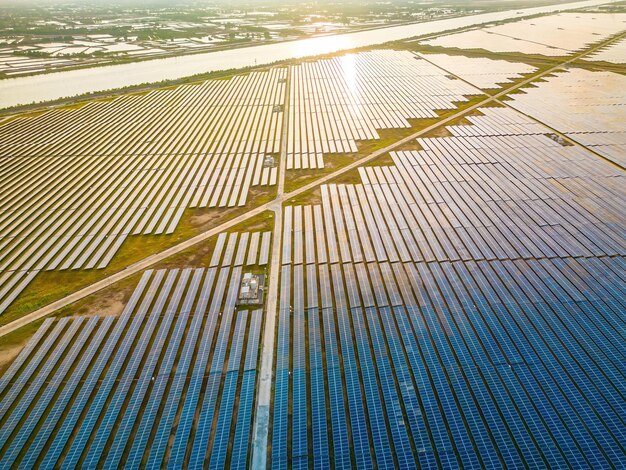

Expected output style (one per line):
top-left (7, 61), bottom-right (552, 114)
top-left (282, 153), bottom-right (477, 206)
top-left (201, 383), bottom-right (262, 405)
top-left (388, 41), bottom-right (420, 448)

top-left (571, 58), bottom-right (626, 75)
top-left (151, 210), bottom-right (275, 270)
top-left (54, 272), bottom-right (144, 320)
top-left (281, 124), bottom-right (420, 193)
top-left (287, 187), bottom-right (323, 206)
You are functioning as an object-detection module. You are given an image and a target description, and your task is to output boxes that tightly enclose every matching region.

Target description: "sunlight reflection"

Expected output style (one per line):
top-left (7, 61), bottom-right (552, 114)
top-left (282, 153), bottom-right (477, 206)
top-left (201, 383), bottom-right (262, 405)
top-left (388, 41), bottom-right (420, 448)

top-left (341, 54), bottom-right (358, 95)
top-left (289, 34), bottom-right (354, 59)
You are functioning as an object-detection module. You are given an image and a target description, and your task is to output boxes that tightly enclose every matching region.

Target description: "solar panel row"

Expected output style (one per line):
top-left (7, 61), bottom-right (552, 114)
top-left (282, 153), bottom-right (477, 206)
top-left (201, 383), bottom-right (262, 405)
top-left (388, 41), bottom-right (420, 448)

top-left (0, 317), bottom-right (54, 396)
top-left (416, 53), bottom-right (538, 89)
top-left (507, 68), bottom-right (626, 167)
top-left (0, 317), bottom-right (88, 458)
top-left (273, 254), bottom-right (626, 467)
top-left (0, 68), bottom-right (284, 316)
top-left (287, 50), bottom-right (483, 170)
top-left (17, 315), bottom-right (114, 469)
top-left (270, 105), bottom-right (626, 468)
top-left (0, 48), bottom-right (499, 319)
top-left (210, 230), bottom-right (272, 268)
top-left (420, 13), bottom-right (626, 57)
top-left (0, 261), bottom-right (263, 468)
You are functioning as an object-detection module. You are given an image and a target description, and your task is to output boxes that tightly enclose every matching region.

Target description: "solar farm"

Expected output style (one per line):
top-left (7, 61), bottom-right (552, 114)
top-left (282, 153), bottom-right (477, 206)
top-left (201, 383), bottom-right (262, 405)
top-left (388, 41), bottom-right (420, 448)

top-left (0, 5), bottom-right (625, 470)
top-left (507, 68), bottom-right (626, 167)
top-left (587, 36), bottom-right (626, 63)
top-left (286, 51), bottom-right (481, 169)
top-left (421, 12), bottom-right (626, 56)
top-left (0, 230), bottom-right (269, 468)
top-left (272, 107), bottom-right (626, 468)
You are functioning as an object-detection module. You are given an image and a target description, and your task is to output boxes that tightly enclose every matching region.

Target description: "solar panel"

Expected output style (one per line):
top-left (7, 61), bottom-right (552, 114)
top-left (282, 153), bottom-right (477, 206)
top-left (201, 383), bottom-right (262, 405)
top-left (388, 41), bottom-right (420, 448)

top-left (144, 269), bottom-right (215, 468)
top-left (16, 316), bottom-right (113, 468)
top-left (209, 371), bottom-right (240, 469)
top-left (210, 233), bottom-right (228, 267)
top-left (0, 317), bottom-right (54, 396)
top-left (259, 231), bottom-right (272, 266)
top-left (0, 317), bottom-right (71, 422)
top-left (230, 370), bottom-right (257, 469)
top-left (0, 317), bottom-right (95, 467)
top-left (81, 270), bottom-right (181, 468)
top-left (124, 269), bottom-right (203, 468)
top-left (188, 269), bottom-right (242, 468)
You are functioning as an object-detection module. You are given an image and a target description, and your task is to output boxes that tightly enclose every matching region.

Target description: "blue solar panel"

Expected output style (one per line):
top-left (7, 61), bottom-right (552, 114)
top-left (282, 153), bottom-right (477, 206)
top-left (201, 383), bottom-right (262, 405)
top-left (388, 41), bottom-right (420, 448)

top-left (186, 267), bottom-right (242, 469)
top-left (167, 268), bottom-right (230, 469)
top-left (275, 266), bottom-right (291, 368)
top-left (307, 308), bottom-right (329, 470)
top-left (228, 309), bottom-right (263, 468)
top-left (40, 305), bottom-right (133, 469)
top-left (187, 372), bottom-right (222, 468)
top-left (103, 269), bottom-right (192, 468)
top-left (209, 372), bottom-right (239, 469)
top-left (0, 317), bottom-right (82, 454)
top-left (351, 304), bottom-right (395, 469)
top-left (405, 267), bottom-right (481, 468)
top-left (331, 265), bottom-right (372, 469)
top-left (145, 269), bottom-right (215, 469)
top-left (244, 310), bottom-right (262, 371)
top-left (129, 270), bottom-right (203, 464)
top-left (292, 367), bottom-right (308, 460)
top-left (53, 270), bottom-right (169, 469)
top-left (0, 317), bottom-right (98, 468)
top-left (292, 267), bottom-right (308, 461)
top-left (209, 311), bottom-right (248, 469)
top-left (230, 370), bottom-right (256, 469)
top-left (17, 316), bottom-right (113, 469)
top-left (0, 317), bottom-right (54, 397)
top-left (271, 369), bottom-right (289, 470)
top-left (78, 270), bottom-right (179, 469)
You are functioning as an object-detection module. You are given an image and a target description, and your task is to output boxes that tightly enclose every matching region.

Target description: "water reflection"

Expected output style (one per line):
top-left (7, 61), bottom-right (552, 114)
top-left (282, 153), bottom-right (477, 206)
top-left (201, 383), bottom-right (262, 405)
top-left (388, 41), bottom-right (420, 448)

top-left (290, 34), bottom-right (353, 59)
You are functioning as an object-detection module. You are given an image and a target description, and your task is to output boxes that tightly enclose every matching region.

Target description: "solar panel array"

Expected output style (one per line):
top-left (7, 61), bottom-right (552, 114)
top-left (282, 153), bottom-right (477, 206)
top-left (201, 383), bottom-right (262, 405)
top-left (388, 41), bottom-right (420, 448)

top-left (209, 230), bottom-right (272, 268)
top-left (421, 13), bottom-right (626, 57)
top-left (1, 50), bottom-right (517, 320)
top-left (0, 69), bottom-right (284, 315)
top-left (286, 50), bottom-right (482, 170)
top-left (416, 53), bottom-right (537, 89)
top-left (586, 37), bottom-right (626, 64)
top-left (271, 106), bottom-right (626, 468)
top-left (507, 68), bottom-right (626, 168)
top-left (0, 233), bottom-right (266, 468)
